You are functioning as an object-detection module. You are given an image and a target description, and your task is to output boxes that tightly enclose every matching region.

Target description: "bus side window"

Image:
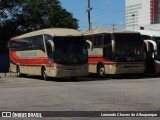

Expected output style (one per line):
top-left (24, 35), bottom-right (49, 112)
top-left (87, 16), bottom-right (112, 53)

top-left (10, 39), bottom-right (25, 51)
top-left (34, 35), bottom-right (45, 52)
top-left (9, 41), bottom-right (16, 51)
top-left (104, 34), bottom-right (111, 45)
top-left (94, 34), bottom-right (103, 47)
top-left (103, 44), bottom-right (112, 60)
top-left (103, 34), bottom-right (112, 60)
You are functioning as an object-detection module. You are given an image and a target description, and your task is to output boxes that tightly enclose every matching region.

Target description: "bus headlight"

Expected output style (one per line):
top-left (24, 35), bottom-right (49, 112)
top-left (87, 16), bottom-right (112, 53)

top-left (53, 66), bottom-right (62, 69)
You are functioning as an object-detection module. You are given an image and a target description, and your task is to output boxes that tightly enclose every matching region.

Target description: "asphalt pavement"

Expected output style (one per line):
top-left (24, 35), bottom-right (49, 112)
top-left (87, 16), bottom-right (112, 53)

top-left (0, 73), bottom-right (160, 120)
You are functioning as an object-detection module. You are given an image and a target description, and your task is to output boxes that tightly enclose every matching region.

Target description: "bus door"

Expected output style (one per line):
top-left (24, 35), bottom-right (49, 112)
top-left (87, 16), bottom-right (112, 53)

top-left (144, 40), bottom-right (157, 73)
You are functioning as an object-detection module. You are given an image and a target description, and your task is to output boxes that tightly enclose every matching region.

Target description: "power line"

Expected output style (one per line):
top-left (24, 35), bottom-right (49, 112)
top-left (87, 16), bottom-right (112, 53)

top-left (69, 7), bottom-right (152, 16)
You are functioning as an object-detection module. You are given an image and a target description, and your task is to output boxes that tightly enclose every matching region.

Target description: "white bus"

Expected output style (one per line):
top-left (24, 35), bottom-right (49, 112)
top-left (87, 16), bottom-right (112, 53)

top-left (137, 29), bottom-right (160, 74)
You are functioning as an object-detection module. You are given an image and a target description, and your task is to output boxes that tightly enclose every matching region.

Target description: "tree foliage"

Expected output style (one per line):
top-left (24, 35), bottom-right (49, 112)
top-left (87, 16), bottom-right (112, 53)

top-left (0, 0), bottom-right (79, 42)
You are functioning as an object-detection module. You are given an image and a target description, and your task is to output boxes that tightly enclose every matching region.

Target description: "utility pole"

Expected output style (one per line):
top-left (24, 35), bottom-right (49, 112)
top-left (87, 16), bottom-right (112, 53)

top-left (86, 0), bottom-right (93, 30)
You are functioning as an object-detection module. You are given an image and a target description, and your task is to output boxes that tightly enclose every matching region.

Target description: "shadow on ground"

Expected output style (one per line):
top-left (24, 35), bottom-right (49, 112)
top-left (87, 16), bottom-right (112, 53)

top-left (4, 73), bottom-right (159, 82)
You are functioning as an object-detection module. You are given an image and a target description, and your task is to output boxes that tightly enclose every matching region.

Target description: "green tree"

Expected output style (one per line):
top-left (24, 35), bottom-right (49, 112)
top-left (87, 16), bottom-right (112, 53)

top-left (0, 0), bottom-right (79, 41)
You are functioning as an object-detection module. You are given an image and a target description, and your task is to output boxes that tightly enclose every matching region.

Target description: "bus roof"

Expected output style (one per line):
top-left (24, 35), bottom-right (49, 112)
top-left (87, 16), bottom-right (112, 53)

top-left (83, 29), bottom-right (140, 35)
top-left (16, 28), bottom-right (83, 39)
top-left (136, 29), bottom-right (160, 37)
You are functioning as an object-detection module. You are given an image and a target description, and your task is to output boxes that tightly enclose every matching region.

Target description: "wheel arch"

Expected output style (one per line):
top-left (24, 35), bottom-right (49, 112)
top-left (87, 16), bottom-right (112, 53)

top-left (97, 62), bottom-right (104, 72)
top-left (41, 64), bottom-right (47, 75)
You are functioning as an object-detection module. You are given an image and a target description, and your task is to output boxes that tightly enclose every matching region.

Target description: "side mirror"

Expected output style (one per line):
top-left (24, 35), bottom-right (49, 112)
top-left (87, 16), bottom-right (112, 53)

top-left (48, 40), bottom-right (55, 52)
top-left (153, 50), bottom-right (158, 59)
top-left (144, 39), bottom-right (157, 51)
top-left (144, 40), bottom-right (149, 52)
top-left (86, 40), bottom-right (93, 51)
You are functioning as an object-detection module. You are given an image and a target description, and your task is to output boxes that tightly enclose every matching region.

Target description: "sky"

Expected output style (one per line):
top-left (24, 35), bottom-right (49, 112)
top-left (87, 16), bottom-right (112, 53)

top-left (60, 0), bottom-right (125, 31)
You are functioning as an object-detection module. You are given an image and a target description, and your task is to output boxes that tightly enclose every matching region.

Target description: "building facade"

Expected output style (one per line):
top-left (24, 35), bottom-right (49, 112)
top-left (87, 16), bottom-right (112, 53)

top-left (125, 0), bottom-right (160, 30)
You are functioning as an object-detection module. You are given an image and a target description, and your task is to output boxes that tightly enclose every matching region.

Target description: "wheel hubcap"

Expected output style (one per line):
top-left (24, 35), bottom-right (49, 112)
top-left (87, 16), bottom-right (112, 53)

top-left (100, 67), bottom-right (105, 76)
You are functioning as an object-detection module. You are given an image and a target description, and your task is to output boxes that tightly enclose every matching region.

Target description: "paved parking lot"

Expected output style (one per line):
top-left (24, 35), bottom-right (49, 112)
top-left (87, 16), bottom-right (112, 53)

top-left (0, 73), bottom-right (160, 119)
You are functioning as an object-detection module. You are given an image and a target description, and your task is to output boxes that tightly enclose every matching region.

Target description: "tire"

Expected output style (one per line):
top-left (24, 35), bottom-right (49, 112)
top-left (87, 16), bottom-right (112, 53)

top-left (42, 67), bottom-right (47, 80)
top-left (97, 64), bottom-right (105, 77)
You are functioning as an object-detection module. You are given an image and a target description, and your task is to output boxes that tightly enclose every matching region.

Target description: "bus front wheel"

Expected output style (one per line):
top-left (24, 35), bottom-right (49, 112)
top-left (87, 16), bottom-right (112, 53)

top-left (97, 64), bottom-right (105, 77)
top-left (16, 66), bottom-right (26, 77)
top-left (17, 66), bottom-right (21, 77)
top-left (42, 67), bottom-right (47, 80)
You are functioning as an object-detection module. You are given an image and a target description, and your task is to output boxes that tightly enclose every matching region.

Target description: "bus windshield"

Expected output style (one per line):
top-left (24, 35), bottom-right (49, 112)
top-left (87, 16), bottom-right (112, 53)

top-left (52, 36), bottom-right (88, 65)
top-left (114, 33), bottom-right (144, 62)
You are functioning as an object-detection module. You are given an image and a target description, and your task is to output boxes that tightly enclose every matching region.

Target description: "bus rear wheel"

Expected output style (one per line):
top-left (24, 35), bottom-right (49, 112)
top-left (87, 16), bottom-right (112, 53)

top-left (97, 64), bottom-right (105, 77)
top-left (42, 67), bottom-right (47, 80)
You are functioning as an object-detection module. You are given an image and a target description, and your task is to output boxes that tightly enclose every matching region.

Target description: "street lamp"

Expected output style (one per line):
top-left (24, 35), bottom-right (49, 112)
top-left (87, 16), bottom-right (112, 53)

top-left (132, 14), bottom-right (135, 30)
top-left (112, 24), bottom-right (117, 30)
